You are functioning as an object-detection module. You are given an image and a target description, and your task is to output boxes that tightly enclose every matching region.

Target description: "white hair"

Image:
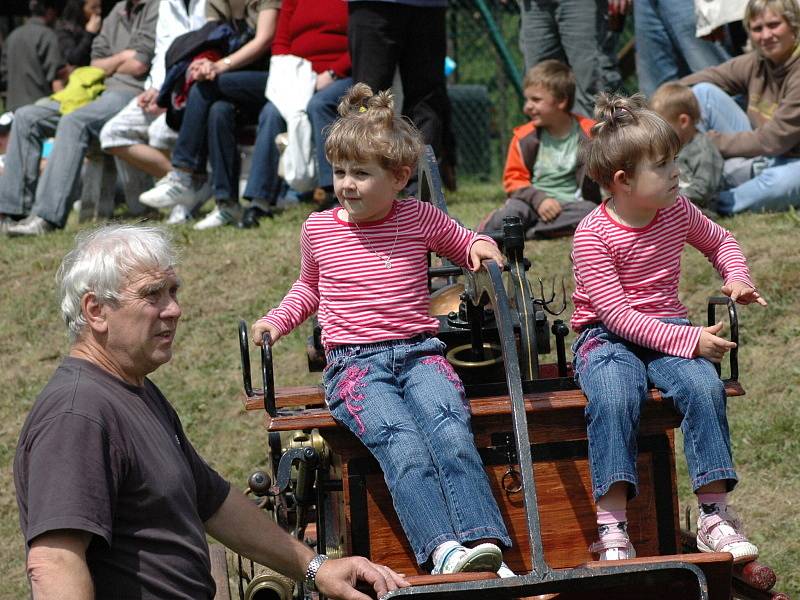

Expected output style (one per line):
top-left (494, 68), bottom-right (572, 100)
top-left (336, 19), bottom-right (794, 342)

top-left (56, 224), bottom-right (179, 342)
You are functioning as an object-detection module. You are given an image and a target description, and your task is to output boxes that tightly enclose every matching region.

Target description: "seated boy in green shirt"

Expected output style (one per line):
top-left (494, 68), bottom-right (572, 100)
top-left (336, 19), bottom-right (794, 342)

top-left (478, 60), bottom-right (600, 238)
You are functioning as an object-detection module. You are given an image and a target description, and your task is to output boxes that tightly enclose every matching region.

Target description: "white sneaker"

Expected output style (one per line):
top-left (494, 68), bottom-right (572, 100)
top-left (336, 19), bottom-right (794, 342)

top-left (193, 204), bottom-right (242, 230)
top-left (431, 543), bottom-right (502, 575)
top-left (7, 214), bottom-right (54, 236)
top-left (140, 172), bottom-right (202, 209)
top-left (166, 204), bottom-right (191, 225)
top-left (697, 507), bottom-right (758, 563)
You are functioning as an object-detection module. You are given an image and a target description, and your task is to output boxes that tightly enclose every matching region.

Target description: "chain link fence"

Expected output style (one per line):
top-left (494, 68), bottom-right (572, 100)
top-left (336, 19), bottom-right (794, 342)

top-left (446, 0), bottom-right (525, 183)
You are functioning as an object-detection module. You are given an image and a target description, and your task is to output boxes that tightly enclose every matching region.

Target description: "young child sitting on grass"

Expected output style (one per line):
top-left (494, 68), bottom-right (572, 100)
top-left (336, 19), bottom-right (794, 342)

top-left (650, 82), bottom-right (725, 212)
top-left (251, 83), bottom-right (514, 577)
top-left (572, 92), bottom-right (767, 563)
top-left (478, 59), bottom-right (600, 238)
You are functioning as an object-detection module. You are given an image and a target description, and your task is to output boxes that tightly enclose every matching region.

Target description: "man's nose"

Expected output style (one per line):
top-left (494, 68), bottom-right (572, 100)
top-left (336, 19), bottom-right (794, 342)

top-left (163, 297), bottom-right (181, 319)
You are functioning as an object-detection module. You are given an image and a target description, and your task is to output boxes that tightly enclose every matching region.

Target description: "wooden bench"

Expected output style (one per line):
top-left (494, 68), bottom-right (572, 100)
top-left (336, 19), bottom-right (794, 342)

top-left (245, 372), bottom-right (744, 582)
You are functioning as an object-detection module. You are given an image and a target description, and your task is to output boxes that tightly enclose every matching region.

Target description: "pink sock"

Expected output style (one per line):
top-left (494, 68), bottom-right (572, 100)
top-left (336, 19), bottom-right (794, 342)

top-left (597, 508), bottom-right (627, 526)
top-left (697, 492), bottom-right (728, 509)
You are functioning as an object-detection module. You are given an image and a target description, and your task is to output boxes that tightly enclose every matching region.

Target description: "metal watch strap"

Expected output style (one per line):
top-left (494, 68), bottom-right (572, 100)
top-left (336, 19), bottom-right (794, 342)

top-left (304, 554), bottom-right (329, 591)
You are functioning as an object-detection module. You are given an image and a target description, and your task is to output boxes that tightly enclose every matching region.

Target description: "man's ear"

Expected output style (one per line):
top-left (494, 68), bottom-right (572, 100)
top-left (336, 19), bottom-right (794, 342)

top-left (81, 292), bottom-right (109, 334)
top-left (393, 166), bottom-right (412, 191)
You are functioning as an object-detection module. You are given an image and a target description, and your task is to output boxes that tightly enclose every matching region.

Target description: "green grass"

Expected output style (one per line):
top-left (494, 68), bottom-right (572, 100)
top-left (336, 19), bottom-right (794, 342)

top-left (1, 188), bottom-right (798, 597)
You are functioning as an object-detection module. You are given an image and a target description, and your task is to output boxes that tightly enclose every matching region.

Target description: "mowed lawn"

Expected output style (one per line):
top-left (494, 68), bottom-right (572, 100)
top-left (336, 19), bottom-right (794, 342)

top-left (0, 185), bottom-right (798, 597)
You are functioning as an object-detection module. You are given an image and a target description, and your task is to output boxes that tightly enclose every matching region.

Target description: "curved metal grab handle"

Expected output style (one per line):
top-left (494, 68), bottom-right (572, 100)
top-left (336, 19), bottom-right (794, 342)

top-left (260, 332), bottom-right (275, 417)
top-left (237, 320), bottom-right (276, 416)
top-left (707, 296), bottom-right (739, 381)
top-left (239, 320), bottom-right (253, 398)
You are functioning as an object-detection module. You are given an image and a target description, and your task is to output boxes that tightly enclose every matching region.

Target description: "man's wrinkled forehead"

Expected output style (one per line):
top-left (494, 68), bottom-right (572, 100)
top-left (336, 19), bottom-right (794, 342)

top-left (120, 267), bottom-right (181, 297)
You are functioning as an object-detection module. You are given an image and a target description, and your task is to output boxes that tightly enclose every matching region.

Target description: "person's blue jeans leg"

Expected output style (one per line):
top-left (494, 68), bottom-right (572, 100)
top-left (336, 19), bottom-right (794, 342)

top-left (32, 90), bottom-right (134, 227)
top-left (400, 338), bottom-right (509, 551)
top-left (243, 101), bottom-right (285, 202)
top-left (634, 0), bottom-right (681, 97)
top-left (323, 336), bottom-right (510, 565)
top-left (207, 100), bottom-right (239, 202)
top-left (172, 71), bottom-right (268, 176)
top-left (307, 77), bottom-right (353, 189)
top-left (645, 350), bottom-right (737, 492)
top-left (573, 326), bottom-right (649, 501)
top-left (634, 0), bottom-right (728, 97)
top-left (720, 157), bottom-right (800, 213)
top-left (690, 82), bottom-right (752, 133)
top-left (655, 0), bottom-right (728, 79)
top-left (0, 100), bottom-right (61, 217)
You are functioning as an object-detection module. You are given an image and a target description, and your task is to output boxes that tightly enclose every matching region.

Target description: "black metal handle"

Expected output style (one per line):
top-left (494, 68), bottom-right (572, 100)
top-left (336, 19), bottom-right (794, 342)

top-left (237, 319), bottom-right (276, 416)
top-left (260, 332), bottom-right (276, 417)
top-left (706, 296), bottom-right (739, 381)
top-left (238, 319), bottom-right (253, 398)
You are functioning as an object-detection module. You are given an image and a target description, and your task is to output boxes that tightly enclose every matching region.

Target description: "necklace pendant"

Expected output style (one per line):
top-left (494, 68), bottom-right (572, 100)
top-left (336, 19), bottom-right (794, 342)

top-left (384, 259), bottom-right (392, 269)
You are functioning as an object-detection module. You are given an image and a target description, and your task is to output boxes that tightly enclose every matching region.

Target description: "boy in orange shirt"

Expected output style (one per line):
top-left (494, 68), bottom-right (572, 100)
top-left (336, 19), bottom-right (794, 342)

top-left (479, 60), bottom-right (600, 238)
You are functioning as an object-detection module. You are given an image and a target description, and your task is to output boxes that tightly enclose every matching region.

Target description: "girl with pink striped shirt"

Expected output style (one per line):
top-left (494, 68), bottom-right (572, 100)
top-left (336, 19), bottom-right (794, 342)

top-left (572, 93), bottom-right (767, 563)
top-left (251, 84), bottom-right (513, 576)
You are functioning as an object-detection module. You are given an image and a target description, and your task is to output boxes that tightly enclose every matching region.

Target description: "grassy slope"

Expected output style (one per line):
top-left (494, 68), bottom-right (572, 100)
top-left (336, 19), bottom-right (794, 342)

top-left (1, 186), bottom-right (798, 596)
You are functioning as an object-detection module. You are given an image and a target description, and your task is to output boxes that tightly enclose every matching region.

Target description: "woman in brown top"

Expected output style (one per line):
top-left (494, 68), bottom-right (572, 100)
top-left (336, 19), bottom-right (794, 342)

top-left (681, 0), bottom-right (800, 214)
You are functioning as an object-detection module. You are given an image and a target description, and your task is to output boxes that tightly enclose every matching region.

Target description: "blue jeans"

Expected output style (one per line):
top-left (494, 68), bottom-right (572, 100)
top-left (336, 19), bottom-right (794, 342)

top-left (572, 320), bottom-right (737, 502)
top-left (243, 77), bottom-right (352, 202)
top-left (692, 82), bottom-right (800, 214)
top-left (519, 0), bottom-right (622, 117)
top-left (323, 335), bottom-right (511, 565)
top-left (633, 0), bottom-right (730, 97)
top-left (171, 71), bottom-right (268, 202)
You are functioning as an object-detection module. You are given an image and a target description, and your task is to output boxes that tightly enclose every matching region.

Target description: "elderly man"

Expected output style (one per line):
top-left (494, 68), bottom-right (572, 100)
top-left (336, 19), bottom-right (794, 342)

top-left (14, 224), bottom-right (408, 599)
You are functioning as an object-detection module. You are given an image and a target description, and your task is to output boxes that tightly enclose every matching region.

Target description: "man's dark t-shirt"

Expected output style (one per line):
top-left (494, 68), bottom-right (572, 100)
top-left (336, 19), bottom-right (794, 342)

top-left (14, 357), bottom-right (231, 599)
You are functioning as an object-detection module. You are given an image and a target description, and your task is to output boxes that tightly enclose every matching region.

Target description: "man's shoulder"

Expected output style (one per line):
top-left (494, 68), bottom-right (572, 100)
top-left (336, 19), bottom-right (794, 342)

top-left (22, 358), bottom-right (137, 435)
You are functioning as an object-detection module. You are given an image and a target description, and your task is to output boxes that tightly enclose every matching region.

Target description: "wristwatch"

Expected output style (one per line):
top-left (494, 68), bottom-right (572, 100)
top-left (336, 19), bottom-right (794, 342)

top-left (326, 69), bottom-right (339, 80)
top-left (223, 57), bottom-right (232, 68)
top-left (304, 554), bottom-right (329, 592)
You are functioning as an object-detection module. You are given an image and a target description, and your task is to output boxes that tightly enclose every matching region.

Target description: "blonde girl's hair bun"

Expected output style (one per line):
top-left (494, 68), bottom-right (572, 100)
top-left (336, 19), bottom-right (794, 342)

top-left (326, 83), bottom-right (423, 172)
top-left (583, 91), bottom-right (680, 188)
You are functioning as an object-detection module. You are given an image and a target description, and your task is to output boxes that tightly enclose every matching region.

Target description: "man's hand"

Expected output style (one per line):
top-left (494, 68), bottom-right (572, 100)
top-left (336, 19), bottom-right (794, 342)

top-left (695, 321), bottom-right (736, 363)
top-left (315, 556), bottom-right (408, 600)
top-left (536, 198), bottom-right (562, 223)
top-left (469, 239), bottom-right (505, 271)
top-left (251, 319), bottom-right (281, 346)
top-left (722, 281), bottom-right (767, 306)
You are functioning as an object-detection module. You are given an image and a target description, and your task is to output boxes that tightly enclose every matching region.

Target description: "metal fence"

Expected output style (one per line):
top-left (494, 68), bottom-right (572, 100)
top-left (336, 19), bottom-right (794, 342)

top-left (446, 0), bottom-right (525, 183)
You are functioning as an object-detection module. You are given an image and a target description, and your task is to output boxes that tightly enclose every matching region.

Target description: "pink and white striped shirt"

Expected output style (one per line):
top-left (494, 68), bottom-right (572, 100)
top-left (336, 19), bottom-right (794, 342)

top-left (261, 199), bottom-right (493, 349)
top-left (570, 196), bottom-right (754, 358)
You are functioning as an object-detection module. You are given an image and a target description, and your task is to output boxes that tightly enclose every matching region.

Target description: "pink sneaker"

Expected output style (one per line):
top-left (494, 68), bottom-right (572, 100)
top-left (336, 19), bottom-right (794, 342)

top-left (697, 507), bottom-right (758, 563)
top-left (589, 523), bottom-right (636, 561)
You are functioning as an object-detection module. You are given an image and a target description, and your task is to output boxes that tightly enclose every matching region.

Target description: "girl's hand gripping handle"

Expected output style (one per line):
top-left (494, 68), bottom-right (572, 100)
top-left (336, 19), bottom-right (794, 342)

top-left (695, 321), bottom-right (737, 363)
top-left (252, 319), bottom-right (282, 347)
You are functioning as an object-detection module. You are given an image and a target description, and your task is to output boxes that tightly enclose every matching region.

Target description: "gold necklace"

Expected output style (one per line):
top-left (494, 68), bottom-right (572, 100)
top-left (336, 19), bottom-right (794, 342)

top-left (351, 209), bottom-right (399, 269)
